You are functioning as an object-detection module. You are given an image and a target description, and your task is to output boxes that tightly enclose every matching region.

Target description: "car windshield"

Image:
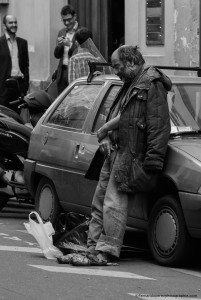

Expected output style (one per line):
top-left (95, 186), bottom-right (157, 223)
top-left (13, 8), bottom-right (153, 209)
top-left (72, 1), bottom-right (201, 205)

top-left (168, 83), bottom-right (201, 134)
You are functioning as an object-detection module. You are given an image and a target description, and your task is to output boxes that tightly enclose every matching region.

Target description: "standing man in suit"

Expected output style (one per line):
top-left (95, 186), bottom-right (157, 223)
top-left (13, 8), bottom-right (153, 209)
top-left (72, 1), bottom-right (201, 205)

top-left (54, 4), bottom-right (80, 94)
top-left (0, 15), bottom-right (29, 113)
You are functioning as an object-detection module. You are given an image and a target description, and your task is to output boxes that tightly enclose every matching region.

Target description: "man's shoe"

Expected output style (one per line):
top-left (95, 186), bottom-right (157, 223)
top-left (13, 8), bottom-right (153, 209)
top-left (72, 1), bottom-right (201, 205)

top-left (96, 251), bottom-right (110, 264)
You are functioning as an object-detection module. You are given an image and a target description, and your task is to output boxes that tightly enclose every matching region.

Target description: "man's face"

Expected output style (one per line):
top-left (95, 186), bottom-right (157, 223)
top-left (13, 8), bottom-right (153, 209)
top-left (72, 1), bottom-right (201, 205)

top-left (111, 50), bottom-right (140, 82)
top-left (61, 13), bottom-right (76, 31)
top-left (4, 15), bottom-right (18, 35)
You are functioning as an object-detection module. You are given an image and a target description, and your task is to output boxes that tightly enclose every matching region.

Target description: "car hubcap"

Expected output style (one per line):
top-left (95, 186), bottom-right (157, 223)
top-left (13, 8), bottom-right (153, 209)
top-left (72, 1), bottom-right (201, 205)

top-left (39, 184), bottom-right (54, 221)
top-left (153, 208), bottom-right (178, 256)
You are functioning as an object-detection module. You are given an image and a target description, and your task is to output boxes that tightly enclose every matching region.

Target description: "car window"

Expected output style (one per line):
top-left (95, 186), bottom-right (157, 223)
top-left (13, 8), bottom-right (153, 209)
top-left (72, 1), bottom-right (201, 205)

top-left (47, 84), bottom-right (103, 129)
top-left (168, 84), bottom-right (201, 133)
top-left (92, 85), bottom-right (122, 132)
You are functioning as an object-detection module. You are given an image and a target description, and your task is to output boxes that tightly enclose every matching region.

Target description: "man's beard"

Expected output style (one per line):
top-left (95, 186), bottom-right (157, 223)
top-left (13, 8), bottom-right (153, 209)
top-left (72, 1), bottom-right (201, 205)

top-left (122, 65), bottom-right (143, 82)
top-left (121, 69), bottom-right (138, 82)
top-left (6, 26), bottom-right (17, 35)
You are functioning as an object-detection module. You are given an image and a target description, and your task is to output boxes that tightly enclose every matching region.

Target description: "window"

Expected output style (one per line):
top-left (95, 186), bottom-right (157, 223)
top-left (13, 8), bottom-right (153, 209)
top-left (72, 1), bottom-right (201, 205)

top-left (92, 85), bottom-right (122, 132)
top-left (146, 0), bottom-right (164, 45)
top-left (168, 84), bottom-right (201, 133)
top-left (47, 84), bottom-right (102, 130)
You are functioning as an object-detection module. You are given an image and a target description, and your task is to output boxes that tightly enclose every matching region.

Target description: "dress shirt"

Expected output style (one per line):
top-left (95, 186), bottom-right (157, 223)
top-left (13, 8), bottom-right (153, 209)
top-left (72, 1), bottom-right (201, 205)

top-left (62, 21), bottom-right (78, 66)
top-left (68, 47), bottom-right (100, 83)
top-left (5, 32), bottom-right (23, 77)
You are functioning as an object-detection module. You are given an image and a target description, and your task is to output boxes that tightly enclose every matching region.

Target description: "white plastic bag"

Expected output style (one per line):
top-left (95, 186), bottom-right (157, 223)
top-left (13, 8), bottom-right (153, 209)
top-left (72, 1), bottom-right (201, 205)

top-left (24, 211), bottom-right (63, 260)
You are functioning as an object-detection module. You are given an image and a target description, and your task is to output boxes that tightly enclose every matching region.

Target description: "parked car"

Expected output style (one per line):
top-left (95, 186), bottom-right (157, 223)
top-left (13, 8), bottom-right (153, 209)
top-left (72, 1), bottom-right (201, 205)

top-left (24, 65), bottom-right (201, 266)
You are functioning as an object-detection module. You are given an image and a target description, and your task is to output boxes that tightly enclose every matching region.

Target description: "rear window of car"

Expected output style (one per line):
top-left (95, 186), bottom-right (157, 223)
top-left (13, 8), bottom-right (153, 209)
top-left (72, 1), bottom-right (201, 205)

top-left (47, 83), bottom-right (103, 130)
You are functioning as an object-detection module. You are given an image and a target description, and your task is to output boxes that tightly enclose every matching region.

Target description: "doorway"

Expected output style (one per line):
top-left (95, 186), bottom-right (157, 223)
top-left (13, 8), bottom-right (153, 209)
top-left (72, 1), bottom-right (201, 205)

top-left (108, 0), bottom-right (125, 60)
top-left (68, 0), bottom-right (125, 62)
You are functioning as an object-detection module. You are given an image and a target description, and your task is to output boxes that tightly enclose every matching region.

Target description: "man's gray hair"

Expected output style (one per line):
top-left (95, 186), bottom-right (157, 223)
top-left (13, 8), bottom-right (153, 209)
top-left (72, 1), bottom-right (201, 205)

top-left (118, 45), bottom-right (145, 66)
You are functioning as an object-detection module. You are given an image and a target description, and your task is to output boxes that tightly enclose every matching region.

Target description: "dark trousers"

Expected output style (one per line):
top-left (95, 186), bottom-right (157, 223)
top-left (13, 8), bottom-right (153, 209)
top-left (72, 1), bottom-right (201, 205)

top-left (57, 68), bottom-right (69, 95)
top-left (2, 77), bottom-right (26, 114)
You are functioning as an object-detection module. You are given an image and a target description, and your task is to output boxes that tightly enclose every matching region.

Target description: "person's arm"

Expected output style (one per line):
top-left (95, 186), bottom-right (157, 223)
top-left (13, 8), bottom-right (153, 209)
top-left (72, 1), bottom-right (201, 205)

top-left (54, 31), bottom-right (65, 59)
top-left (143, 81), bottom-right (171, 171)
top-left (68, 57), bottom-right (79, 84)
top-left (97, 115), bottom-right (120, 142)
top-left (68, 57), bottom-right (75, 84)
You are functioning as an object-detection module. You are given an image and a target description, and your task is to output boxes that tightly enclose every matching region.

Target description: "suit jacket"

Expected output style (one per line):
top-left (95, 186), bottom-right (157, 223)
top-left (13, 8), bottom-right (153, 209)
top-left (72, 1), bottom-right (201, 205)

top-left (0, 34), bottom-right (29, 103)
top-left (54, 26), bottom-right (80, 84)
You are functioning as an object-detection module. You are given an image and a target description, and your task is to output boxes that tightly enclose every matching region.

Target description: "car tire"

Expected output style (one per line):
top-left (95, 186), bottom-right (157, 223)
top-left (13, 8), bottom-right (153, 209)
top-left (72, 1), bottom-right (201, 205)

top-left (0, 193), bottom-right (9, 211)
top-left (35, 177), bottom-right (60, 226)
top-left (148, 195), bottom-right (191, 267)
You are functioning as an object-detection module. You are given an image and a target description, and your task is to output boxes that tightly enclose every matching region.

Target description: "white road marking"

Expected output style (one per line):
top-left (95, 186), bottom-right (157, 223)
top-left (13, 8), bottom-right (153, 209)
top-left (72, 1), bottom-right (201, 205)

top-left (0, 245), bottom-right (41, 253)
top-left (0, 246), bottom-right (154, 280)
top-left (128, 295), bottom-right (199, 300)
top-left (3, 236), bottom-right (21, 241)
top-left (1, 231), bottom-right (37, 246)
top-left (29, 265), bottom-right (155, 280)
top-left (172, 268), bottom-right (201, 278)
top-left (16, 230), bottom-right (30, 234)
top-left (24, 241), bottom-right (38, 246)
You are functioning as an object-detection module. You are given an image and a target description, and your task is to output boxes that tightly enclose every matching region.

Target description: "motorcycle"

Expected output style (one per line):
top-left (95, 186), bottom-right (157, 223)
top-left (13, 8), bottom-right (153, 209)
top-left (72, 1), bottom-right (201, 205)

top-left (0, 71), bottom-right (57, 211)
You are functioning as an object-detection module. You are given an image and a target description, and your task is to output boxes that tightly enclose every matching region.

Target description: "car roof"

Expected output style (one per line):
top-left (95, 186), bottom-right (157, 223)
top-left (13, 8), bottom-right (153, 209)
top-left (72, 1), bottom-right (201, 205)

top-left (76, 73), bottom-right (201, 85)
top-left (71, 62), bottom-right (201, 85)
top-left (85, 62), bottom-right (201, 84)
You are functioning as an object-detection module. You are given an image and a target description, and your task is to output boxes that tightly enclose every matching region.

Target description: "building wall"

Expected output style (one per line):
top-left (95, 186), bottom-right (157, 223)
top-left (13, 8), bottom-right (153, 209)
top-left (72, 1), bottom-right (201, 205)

top-left (0, 0), bottom-right (200, 93)
top-left (174, 0), bottom-right (199, 69)
top-left (125, 0), bottom-right (174, 67)
top-left (125, 0), bottom-right (199, 75)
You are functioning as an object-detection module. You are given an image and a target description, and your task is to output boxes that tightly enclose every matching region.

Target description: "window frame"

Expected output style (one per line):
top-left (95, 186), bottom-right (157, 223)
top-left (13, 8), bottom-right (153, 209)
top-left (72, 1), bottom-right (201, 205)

top-left (92, 83), bottom-right (122, 133)
top-left (146, 0), bottom-right (165, 46)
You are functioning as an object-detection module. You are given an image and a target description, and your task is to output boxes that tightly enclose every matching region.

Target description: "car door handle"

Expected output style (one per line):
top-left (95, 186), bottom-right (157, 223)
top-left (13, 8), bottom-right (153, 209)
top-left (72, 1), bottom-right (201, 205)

top-left (42, 132), bottom-right (49, 145)
top-left (79, 145), bottom-right (85, 153)
top-left (74, 144), bottom-right (85, 159)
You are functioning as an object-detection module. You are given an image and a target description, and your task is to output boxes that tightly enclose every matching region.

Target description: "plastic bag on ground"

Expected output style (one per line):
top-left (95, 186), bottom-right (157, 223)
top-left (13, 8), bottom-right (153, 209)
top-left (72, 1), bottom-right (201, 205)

top-left (54, 212), bottom-right (88, 234)
top-left (24, 211), bottom-right (63, 259)
top-left (53, 212), bottom-right (90, 254)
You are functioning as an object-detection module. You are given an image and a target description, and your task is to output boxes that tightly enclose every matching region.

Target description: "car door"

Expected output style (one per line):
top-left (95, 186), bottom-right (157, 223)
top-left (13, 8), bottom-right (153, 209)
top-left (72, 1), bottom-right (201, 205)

top-left (76, 82), bottom-right (122, 208)
top-left (34, 82), bottom-right (105, 211)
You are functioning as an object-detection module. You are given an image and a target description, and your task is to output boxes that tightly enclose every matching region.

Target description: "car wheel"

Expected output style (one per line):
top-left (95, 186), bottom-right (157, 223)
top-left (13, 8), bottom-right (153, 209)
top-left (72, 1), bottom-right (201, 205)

top-left (35, 177), bottom-right (60, 226)
top-left (0, 193), bottom-right (9, 211)
top-left (148, 195), bottom-right (191, 266)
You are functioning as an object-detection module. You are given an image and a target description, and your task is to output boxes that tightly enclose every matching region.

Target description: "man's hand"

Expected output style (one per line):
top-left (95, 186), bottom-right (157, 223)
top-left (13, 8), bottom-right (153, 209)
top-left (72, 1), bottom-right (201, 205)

top-left (63, 37), bottom-right (71, 46)
top-left (57, 36), bottom-right (64, 46)
top-left (57, 36), bottom-right (71, 47)
top-left (97, 124), bottom-right (109, 143)
top-left (99, 136), bottom-right (112, 157)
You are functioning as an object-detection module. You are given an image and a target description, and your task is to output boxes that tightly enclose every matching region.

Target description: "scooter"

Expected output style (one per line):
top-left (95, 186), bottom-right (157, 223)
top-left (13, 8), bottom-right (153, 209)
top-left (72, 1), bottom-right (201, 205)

top-left (0, 71), bottom-right (57, 211)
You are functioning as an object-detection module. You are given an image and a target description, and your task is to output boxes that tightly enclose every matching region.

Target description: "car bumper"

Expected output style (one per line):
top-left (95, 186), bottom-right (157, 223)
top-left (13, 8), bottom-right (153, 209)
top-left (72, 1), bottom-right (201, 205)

top-left (179, 191), bottom-right (201, 238)
top-left (24, 159), bottom-right (36, 196)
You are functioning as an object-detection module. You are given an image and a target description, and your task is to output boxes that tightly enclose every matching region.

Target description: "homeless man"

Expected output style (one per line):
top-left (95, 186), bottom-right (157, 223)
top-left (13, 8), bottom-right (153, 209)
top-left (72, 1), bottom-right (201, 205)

top-left (84, 45), bottom-right (172, 265)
